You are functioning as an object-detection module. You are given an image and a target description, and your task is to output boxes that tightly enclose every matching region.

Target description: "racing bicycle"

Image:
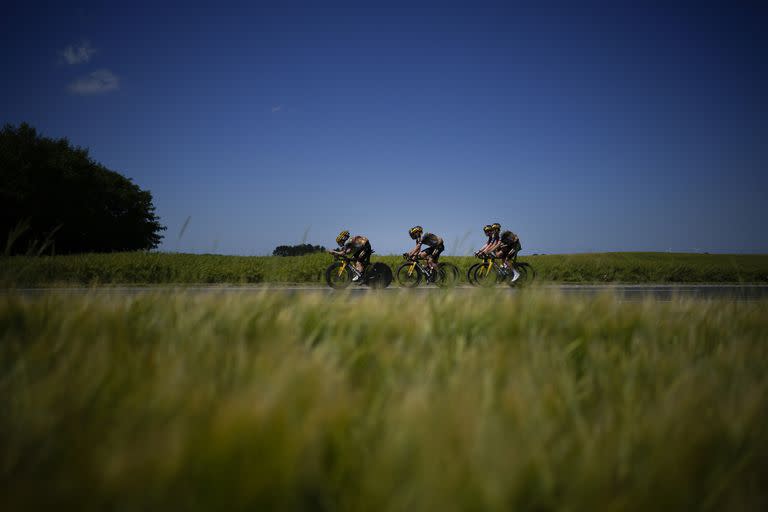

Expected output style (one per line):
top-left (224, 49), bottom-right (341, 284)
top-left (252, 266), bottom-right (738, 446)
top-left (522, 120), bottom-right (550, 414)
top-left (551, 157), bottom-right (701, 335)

top-left (325, 253), bottom-right (393, 289)
top-left (469, 253), bottom-right (536, 287)
top-left (396, 254), bottom-right (457, 288)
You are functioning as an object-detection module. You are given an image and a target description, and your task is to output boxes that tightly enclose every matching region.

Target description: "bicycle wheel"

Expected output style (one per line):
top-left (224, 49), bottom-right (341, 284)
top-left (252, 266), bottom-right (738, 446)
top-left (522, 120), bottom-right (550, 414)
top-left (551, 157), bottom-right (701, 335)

top-left (473, 262), bottom-right (499, 288)
top-left (365, 262), bottom-right (393, 289)
top-left (467, 263), bottom-right (482, 286)
top-left (518, 262), bottom-right (536, 282)
top-left (438, 262), bottom-right (460, 287)
top-left (325, 262), bottom-right (353, 289)
top-left (434, 267), bottom-right (451, 288)
top-left (396, 262), bottom-right (422, 287)
top-left (511, 262), bottom-right (535, 287)
top-left (507, 264), bottom-right (527, 287)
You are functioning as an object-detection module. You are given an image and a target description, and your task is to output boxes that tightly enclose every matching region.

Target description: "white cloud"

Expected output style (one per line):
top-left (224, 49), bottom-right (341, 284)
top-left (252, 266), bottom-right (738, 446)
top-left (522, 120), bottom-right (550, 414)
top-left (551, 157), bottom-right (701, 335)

top-left (60, 41), bottom-right (96, 65)
top-left (271, 105), bottom-right (282, 113)
top-left (68, 69), bottom-right (120, 95)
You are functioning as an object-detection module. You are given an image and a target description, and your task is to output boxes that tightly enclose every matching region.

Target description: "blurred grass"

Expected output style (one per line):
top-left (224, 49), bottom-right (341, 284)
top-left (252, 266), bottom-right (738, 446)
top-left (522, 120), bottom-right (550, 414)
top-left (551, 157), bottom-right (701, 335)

top-left (1, 290), bottom-right (767, 510)
top-left (2, 251), bottom-right (768, 286)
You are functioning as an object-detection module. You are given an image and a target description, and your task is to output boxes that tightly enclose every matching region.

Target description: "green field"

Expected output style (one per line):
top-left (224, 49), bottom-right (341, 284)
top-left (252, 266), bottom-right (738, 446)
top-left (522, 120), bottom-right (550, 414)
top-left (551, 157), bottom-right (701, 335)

top-left (2, 251), bottom-right (768, 286)
top-left (1, 290), bottom-right (767, 510)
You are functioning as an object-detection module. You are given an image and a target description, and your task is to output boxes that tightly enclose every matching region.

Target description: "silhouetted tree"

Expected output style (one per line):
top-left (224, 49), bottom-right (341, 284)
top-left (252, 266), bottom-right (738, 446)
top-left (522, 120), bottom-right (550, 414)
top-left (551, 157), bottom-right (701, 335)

top-left (0, 123), bottom-right (165, 254)
top-left (272, 244), bottom-right (327, 256)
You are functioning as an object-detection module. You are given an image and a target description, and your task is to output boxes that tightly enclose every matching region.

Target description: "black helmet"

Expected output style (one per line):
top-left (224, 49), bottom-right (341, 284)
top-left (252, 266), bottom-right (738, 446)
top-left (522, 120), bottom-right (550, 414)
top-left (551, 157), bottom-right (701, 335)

top-left (483, 224), bottom-right (493, 234)
top-left (408, 225), bottom-right (423, 239)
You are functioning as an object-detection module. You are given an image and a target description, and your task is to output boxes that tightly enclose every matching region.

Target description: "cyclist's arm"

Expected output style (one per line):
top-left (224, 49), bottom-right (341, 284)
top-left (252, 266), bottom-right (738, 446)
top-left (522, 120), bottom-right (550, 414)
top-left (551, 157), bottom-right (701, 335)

top-left (487, 238), bottom-right (502, 253)
top-left (407, 242), bottom-right (422, 258)
top-left (477, 241), bottom-right (492, 254)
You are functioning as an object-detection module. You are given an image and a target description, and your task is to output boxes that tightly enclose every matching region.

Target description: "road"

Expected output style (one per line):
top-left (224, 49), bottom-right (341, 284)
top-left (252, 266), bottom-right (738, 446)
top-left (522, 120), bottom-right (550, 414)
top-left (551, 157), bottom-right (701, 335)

top-left (3, 284), bottom-right (768, 301)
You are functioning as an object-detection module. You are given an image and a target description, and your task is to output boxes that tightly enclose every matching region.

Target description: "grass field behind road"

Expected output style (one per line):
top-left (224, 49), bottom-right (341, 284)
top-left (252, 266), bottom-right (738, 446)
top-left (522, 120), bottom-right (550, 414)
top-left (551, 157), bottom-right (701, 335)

top-left (1, 290), bottom-right (767, 510)
top-left (2, 251), bottom-right (768, 286)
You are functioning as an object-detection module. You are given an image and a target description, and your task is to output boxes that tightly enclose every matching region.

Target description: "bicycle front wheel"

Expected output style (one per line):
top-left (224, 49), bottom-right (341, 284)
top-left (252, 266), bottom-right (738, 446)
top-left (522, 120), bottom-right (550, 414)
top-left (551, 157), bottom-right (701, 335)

top-left (467, 263), bottom-right (482, 286)
top-left (396, 262), bottom-right (422, 288)
top-left (473, 263), bottom-right (499, 288)
top-left (325, 262), bottom-right (353, 289)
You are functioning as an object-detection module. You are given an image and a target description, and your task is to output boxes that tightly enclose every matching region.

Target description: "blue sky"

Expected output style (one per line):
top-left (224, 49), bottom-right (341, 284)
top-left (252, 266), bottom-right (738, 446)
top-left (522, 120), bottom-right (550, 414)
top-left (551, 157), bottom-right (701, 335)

top-left (2, 1), bottom-right (766, 255)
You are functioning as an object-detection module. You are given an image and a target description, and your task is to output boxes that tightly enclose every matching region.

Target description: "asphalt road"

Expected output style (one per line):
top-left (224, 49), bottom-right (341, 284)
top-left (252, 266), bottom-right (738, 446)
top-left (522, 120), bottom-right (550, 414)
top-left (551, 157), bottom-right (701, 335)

top-left (4, 284), bottom-right (768, 301)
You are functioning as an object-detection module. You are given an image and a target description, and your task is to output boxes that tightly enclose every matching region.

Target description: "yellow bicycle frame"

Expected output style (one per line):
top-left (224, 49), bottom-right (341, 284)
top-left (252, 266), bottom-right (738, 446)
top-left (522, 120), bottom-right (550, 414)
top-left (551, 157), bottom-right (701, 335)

top-left (408, 261), bottom-right (417, 276)
top-left (478, 260), bottom-right (493, 277)
top-left (337, 260), bottom-right (347, 277)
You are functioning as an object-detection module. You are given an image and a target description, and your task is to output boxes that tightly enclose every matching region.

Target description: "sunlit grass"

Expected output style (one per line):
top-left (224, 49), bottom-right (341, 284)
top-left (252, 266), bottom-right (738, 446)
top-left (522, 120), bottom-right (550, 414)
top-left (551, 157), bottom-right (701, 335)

top-left (2, 251), bottom-right (768, 286)
top-left (1, 290), bottom-right (767, 510)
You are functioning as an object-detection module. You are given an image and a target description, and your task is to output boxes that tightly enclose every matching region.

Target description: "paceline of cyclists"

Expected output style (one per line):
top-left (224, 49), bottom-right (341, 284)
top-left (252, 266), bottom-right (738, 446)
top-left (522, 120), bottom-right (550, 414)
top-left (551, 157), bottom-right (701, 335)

top-left (329, 224), bottom-right (523, 284)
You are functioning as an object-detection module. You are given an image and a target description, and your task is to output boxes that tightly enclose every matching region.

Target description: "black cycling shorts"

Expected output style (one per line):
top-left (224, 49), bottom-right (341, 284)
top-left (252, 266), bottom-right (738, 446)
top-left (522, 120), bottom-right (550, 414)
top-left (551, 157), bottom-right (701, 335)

top-left (496, 244), bottom-right (517, 258)
top-left (423, 243), bottom-right (444, 262)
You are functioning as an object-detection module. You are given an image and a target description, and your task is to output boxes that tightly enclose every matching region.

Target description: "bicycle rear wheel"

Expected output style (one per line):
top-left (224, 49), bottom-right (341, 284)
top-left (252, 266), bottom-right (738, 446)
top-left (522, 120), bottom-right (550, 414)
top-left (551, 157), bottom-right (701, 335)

top-left (438, 262), bottom-right (460, 287)
top-left (396, 262), bottom-right (422, 287)
top-left (509, 262), bottom-right (535, 287)
top-left (365, 262), bottom-right (393, 289)
top-left (325, 262), bottom-right (353, 289)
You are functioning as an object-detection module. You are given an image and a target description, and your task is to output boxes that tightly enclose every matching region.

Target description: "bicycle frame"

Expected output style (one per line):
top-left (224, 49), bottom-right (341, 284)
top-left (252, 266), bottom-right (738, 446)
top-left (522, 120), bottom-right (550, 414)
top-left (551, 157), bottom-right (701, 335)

top-left (405, 258), bottom-right (432, 278)
top-left (477, 249), bottom-right (520, 277)
top-left (334, 255), bottom-right (364, 279)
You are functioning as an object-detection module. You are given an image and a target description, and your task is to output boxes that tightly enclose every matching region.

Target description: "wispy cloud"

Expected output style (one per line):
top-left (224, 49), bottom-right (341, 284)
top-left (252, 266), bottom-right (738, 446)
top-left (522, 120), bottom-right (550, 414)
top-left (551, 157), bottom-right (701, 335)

top-left (60, 41), bottom-right (96, 65)
top-left (68, 69), bottom-right (120, 95)
top-left (271, 105), bottom-right (282, 113)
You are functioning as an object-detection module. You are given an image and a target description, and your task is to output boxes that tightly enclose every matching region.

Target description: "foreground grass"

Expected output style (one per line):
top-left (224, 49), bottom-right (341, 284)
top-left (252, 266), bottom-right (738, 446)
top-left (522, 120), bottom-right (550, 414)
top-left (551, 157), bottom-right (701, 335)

top-left (2, 251), bottom-right (768, 286)
top-left (1, 290), bottom-right (767, 510)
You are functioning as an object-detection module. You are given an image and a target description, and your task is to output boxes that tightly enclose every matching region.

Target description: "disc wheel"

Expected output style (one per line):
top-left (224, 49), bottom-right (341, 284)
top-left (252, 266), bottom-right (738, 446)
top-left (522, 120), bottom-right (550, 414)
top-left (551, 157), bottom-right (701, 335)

top-left (365, 262), bottom-right (393, 289)
top-left (396, 262), bottom-right (422, 288)
top-left (473, 262), bottom-right (500, 288)
top-left (325, 262), bottom-right (353, 289)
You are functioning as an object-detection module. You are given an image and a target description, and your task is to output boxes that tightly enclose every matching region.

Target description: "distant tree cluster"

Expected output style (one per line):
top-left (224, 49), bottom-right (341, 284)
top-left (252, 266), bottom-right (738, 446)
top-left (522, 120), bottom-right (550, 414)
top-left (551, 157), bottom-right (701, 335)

top-left (0, 123), bottom-right (165, 254)
top-left (272, 244), bottom-right (327, 257)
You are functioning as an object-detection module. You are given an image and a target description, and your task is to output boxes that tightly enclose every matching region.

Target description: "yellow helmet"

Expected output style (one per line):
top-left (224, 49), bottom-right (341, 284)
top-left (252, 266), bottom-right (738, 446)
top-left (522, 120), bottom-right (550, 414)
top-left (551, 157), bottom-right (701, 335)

top-left (336, 230), bottom-right (350, 245)
top-left (491, 223), bottom-right (501, 232)
top-left (408, 225), bottom-right (423, 239)
top-left (483, 224), bottom-right (493, 234)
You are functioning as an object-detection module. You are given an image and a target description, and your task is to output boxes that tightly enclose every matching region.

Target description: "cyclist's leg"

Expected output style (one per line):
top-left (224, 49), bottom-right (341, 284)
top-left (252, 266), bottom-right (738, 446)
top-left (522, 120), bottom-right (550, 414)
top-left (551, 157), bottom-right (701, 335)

top-left (424, 245), bottom-right (438, 270)
top-left (431, 244), bottom-right (444, 269)
top-left (358, 244), bottom-right (371, 272)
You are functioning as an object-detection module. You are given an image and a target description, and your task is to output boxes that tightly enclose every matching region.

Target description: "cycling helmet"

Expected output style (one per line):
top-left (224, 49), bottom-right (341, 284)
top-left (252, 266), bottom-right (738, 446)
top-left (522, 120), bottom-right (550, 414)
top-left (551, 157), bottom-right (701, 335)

top-left (336, 230), bottom-right (350, 245)
top-left (491, 223), bottom-right (501, 232)
top-left (483, 224), bottom-right (493, 234)
top-left (408, 225), bottom-right (423, 239)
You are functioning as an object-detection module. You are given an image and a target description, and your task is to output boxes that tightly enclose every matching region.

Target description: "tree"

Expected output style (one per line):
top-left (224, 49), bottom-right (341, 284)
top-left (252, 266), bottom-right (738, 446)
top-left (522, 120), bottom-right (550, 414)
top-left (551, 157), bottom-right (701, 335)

top-left (272, 244), bottom-right (327, 257)
top-left (0, 123), bottom-right (165, 254)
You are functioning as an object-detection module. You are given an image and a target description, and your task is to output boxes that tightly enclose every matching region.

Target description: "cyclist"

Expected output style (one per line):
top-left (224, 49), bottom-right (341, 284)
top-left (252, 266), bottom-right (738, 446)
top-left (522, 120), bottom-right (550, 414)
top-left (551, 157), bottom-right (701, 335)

top-left (405, 226), bottom-right (444, 281)
top-left (475, 224), bottom-right (499, 258)
top-left (330, 230), bottom-right (371, 281)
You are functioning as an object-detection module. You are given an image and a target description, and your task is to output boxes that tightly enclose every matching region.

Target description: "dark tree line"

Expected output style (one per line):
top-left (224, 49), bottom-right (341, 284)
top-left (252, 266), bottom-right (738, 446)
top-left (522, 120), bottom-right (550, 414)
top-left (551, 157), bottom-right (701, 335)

top-left (272, 244), bottom-right (327, 257)
top-left (1, 123), bottom-right (165, 254)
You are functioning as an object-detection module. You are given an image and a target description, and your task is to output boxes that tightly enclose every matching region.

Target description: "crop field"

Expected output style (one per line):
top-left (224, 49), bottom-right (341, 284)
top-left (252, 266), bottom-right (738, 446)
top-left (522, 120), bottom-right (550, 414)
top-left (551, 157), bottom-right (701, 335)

top-left (1, 290), bottom-right (767, 510)
top-left (2, 251), bottom-right (768, 286)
